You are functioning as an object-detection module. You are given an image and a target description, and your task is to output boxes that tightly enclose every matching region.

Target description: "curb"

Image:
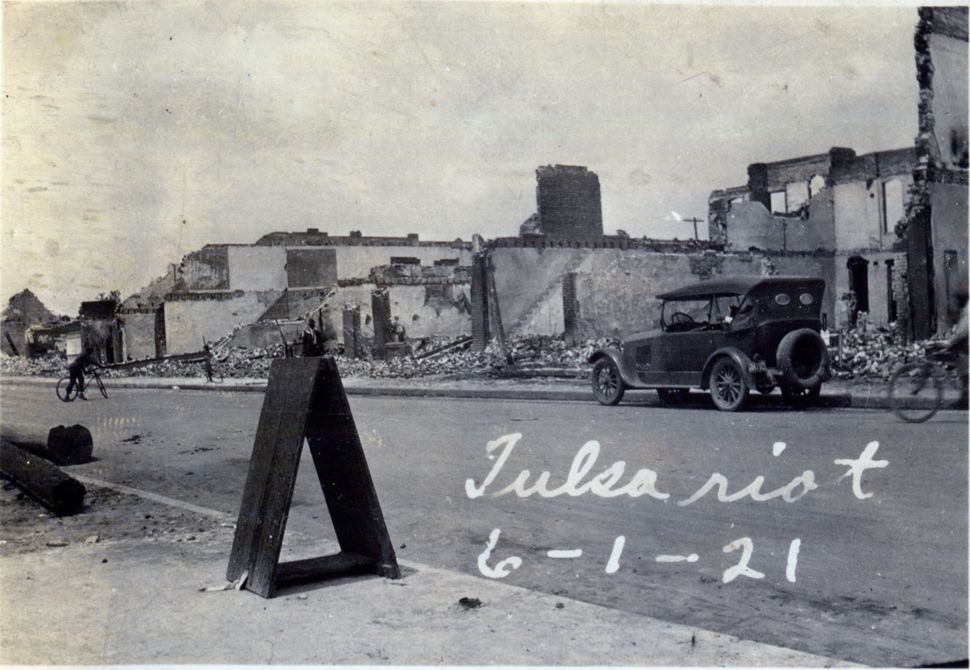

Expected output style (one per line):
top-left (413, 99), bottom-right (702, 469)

top-left (4, 374), bottom-right (959, 411)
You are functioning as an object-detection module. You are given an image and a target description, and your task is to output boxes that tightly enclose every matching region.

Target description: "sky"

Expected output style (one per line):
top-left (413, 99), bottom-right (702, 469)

top-left (2, 1), bottom-right (921, 315)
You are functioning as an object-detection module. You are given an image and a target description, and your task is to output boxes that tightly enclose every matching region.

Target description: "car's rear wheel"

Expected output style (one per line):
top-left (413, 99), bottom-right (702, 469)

top-left (709, 357), bottom-right (749, 411)
top-left (777, 328), bottom-right (828, 389)
top-left (592, 358), bottom-right (625, 406)
top-left (657, 388), bottom-right (690, 406)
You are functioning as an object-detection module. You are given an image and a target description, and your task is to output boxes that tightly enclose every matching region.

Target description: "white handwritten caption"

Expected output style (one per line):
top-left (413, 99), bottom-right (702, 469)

top-left (466, 434), bottom-right (888, 582)
top-left (478, 529), bottom-right (801, 584)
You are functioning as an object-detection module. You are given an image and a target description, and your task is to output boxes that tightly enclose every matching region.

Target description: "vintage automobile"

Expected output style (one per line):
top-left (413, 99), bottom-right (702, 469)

top-left (588, 276), bottom-right (830, 411)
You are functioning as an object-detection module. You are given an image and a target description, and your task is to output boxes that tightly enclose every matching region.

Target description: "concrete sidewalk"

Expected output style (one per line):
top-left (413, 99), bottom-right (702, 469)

top-left (3, 372), bottom-right (964, 410)
top-left (0, 478), bottom-right (859, 667)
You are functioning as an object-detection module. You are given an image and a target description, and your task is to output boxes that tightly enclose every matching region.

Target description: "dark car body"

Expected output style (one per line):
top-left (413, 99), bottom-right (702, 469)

top-left (588, 275), bottom-right (830, 411)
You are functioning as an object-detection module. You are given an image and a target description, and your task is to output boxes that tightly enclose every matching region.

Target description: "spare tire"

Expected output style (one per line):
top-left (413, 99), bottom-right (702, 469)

top-left (776, 328), bottom-right (828, 389)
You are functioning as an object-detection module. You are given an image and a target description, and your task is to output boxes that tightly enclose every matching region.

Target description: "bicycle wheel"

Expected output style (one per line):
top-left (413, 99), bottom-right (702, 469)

top-left (94, 373), bottom-right (108, 399)
top-left (889, 362), bottom-right (943, 423)
top-left (56, 376), bottom-right (78, 402)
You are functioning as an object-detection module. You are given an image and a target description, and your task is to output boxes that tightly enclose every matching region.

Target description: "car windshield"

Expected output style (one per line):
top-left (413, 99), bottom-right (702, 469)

top-left (662, 294), bottom-right (748, 331)
top-left (662, 298), bottom-right (711, 331)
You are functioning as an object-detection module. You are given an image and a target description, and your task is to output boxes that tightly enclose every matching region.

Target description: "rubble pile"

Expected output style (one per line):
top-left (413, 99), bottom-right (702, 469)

top-left (0, 353), bottom-right (64, 377)
top-left (3, 329), bottom-right (948, 383)
top-left (829, 326), bottom-right (936, 380)
top-left (109, 344), bottom-right (291, 379)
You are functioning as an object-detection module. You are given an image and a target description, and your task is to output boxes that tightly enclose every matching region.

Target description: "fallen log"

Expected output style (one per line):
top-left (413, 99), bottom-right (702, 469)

top-left (0, 439), bottom-right (86, 516)
top-left (0, 424), bottom-right (93, 466)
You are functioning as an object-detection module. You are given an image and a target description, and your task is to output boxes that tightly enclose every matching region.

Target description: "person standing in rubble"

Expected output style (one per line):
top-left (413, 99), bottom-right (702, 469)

top-left (391, 315), bottom-right (407, 343)
top-left (66, 346), bottom-right (102, 400)
top-left (302, 318), bottom-right (323, 357)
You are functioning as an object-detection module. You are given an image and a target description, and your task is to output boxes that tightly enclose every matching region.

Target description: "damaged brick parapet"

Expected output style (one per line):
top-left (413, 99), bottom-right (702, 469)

top-left (487, 236), bottom-right (723, 253)
top-left (163, 290), bottom-right (246, 302)
top-left (255, 229), bottom-right (473, 249)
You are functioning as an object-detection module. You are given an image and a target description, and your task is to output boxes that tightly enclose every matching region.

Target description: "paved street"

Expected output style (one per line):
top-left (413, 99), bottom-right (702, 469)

top-left (1, 382), bottom-right (966, 666)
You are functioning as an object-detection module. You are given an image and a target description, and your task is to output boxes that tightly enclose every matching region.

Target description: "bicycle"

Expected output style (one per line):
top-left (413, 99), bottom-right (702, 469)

top-left (56, 367), bottom-right (108, 402)
top-left (888, 343), bottom-right (967, 423)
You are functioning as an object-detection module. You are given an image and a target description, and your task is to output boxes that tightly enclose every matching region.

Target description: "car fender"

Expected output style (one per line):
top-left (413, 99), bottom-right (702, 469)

top-left (588, 347), bottom-right (640, 388)
top-left (701, 348), bottom-right (756, 391)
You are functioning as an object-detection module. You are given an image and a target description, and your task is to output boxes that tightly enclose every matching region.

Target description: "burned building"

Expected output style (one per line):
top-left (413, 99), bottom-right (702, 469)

top-left (708, 146), bottom-right (917, 330)
top-left (902, 6), bottom-right (968, 339)
top-left (122, 231), bottom-right (473, 356)
top-left (0, 289), bottom-right (61, 357)
top-left (79, 299), bottom-right (123, 364)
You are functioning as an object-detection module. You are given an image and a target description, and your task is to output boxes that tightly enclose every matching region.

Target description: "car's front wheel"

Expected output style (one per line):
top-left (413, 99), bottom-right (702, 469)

top-left (592, 358), bottom-right (625, 406)
top-left (709, 357), bottom-right (749, 411)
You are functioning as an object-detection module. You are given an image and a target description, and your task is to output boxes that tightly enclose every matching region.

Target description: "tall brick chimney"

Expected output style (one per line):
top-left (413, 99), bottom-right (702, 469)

top-left (535, 165), bottom-right (603, 240)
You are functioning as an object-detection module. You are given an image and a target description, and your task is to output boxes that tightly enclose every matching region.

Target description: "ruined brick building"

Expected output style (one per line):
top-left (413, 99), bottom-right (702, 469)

top-left (35, 8), bottom-right (963, 360)
top-left (1, 289), bottom-right (60, 357)
top-left (119, 232), bottom-right (473, 357)
top-left (707, 146), bottom-right (916, 330)
top-left (708, 7), bottom-right (967, 338)
top-left (902, 6), bottom-right (968, 339)
top-left (473, 166), bottom-right (834, 346)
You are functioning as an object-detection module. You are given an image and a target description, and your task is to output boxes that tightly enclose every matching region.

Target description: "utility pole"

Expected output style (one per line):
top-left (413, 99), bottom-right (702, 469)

top-left (684, 217), bottom-right (704, 241)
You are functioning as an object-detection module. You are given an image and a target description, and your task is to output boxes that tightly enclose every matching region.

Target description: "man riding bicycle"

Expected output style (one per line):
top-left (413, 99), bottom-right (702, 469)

top-left (66, 346), bottom-right (102, 400)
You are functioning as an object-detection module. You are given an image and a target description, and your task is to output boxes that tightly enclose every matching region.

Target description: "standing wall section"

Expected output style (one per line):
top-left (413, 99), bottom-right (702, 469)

top-left (565, 251), bottom-right (836, 340)
top-left (227, 247), bottom-right (288, 291)
top-left (164, 290), bottom-right (283, 354)
top-left (119, 308), bottom-right (161, 360)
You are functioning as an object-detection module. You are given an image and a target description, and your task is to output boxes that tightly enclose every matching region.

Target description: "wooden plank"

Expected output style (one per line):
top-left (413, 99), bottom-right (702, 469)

top-left (227, 358), bottom-right (318, 596)
top-left (0, 439), bottom-right (86, 516)
top-left (305, 358), bottom-right (400, 578)
top-left (275, 552), bottom-right (374, 590)
top-left (0, 423), bottom-right (93, 466)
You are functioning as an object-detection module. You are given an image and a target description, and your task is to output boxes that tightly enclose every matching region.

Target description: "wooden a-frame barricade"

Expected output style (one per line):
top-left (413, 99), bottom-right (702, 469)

top-left (227, 357), bottom-right (400, 598)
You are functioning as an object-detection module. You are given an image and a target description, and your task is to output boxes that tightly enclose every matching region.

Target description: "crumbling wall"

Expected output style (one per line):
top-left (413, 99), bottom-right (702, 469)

top-left (164, 290), bottom-right (282, 354)
top-left (930, 182), bottom-right (969, 327)
top-left (567, 251), bottom-right (837, 340)
top-left (1, 323), bottom-right (26, 357)
top-left (928, 31), bottom-right (969, 171)
top-left (831, 154), bottom-right (915, 252)
top-left (315, 282), bottom-right (471, 344)
top-left (904, 6), bottom-right (969, 337)
top-left (334, 246), bottom-right (471, 281)
top-left (831, 252), bottom-right (904, 329)
top-left (721, 193), bottom-right (836, 252)
top-left (489, 247), bottom-right (591, 333)
top-left (832, 181), bottom-right (884, 250)
top-left (227, 247), bottom-right (287, 291)
top-left (227, 322), bottom-right (303, 350)
top-left (118, 308), bottom-right (160, 360)
top-left (176, 246), bottom-right (229, 291)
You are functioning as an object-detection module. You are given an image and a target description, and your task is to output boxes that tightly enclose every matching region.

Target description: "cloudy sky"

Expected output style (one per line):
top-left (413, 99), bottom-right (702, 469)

top-left (2, 1), bottom-right (920, 315)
